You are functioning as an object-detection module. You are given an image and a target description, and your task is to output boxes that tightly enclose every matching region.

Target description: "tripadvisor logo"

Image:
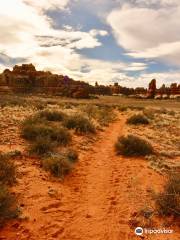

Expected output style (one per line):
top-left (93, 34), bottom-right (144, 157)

top-left (135, 227), bottom-right (143, 236)
top-left (135, 227), bottom-right (174, 236)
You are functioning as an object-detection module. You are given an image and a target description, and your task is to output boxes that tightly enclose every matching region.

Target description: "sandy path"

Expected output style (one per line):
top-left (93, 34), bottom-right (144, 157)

top-left (0, 115), bottom-right (179, 240)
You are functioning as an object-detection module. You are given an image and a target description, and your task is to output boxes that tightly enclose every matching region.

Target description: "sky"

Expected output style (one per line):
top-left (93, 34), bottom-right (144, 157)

top-left (0, 0), bottom-right (180, 87)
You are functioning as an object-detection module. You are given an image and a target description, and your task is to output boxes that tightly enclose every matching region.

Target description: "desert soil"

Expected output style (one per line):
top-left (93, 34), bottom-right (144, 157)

top-left (0, 114), bottom-right (179, 240)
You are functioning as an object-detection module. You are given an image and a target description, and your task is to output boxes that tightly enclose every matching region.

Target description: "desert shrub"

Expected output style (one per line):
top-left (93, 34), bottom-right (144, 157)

top-left (96, 107), bottom-right (116, 126)
top-left (0, 96), bottom-right (27, 108)
top-left (81, 105), bottom-right (115, 126)
top-left (22, 115), bottom-right (45, 129)
top-left (66, 149), bottom-right (79, 163)
top-left (35, 103), bottom-right (46, 110)
top-left (81, 105), bottom-right (98, 119)
top-left (46, 100), bottom-right (58, 105)
top-left (0, 154), bottom-right (16, 185)
top-left (156, 174), bottom-right (180, 217)
top-left (6, 150), bottom-right (22, 159)
top-left (129, 106), bottom-right (145, 111)
top-left (42, 156), bottom-right (72, 178)
top-left (22, 121), bottom-right (71, 145)
top-left (126, 114), bottom-right (149, 125)
top-left (115, 135), bottom-right (153, 156)
top-left (0, 184), bottom-right (18, 226)
top-left (118, 106), bottom-right (128, 112)
top-left (29, 137), bottom-right (54, 156)
top-left (38, 110), bottom-right (66, 122)
top-left (143, 108), bottom-right (156, 119)
top-left (22, 123), bottom-right (54, 141)
top-left (63, 114), bottom-right (95, 134)
top-left (50, 127), bottom-right (72, 145)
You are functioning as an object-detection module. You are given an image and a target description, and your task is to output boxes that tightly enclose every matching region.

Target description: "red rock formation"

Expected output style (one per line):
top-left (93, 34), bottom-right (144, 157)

top-left (170, 83), bottom-right (180, 95)
top-left (0, 64), bottom-right (91, 98)
top-left (147, 79), bottom-right (156, 98)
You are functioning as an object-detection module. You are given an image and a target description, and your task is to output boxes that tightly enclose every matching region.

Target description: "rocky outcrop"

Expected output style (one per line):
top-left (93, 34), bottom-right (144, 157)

top-left (0, 64), bottom-right (91, 98)
top-left (147, 79), bottom-right (156, 98)
top-left (170, 83), bottom-right (180, 95)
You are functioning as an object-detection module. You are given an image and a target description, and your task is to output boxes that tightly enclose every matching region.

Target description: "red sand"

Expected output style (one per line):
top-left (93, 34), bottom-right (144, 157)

top-left (0, 116), bottom-right (179, 240)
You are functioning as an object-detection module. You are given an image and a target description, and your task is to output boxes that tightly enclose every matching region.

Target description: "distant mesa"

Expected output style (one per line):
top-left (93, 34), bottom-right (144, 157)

top-left (0, 63), bottom-right (179, 99)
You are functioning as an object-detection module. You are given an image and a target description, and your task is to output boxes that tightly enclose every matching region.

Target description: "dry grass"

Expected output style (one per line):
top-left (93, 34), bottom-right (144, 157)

top-left (0, 153), bottom-right (16, 186)
top-left (156, 174), bottom-right (180, 217)
top-left (38, 110), bottom-right (66, 122)
top-left (0, 184), bottom-right (18, 226)
top-left (63, 114), bottom-right (96, 134)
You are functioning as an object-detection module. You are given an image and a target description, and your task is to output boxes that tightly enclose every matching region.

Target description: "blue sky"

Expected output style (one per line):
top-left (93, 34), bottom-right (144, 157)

top-left (0, 0), bottom-right (180, 87)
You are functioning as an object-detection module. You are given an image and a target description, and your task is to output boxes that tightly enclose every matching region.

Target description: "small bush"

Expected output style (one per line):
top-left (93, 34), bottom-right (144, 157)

top-left (143, 108), bottom-right (156, 119)
top-left (38, 110), bottom-right (66, 122)
top-left (0, 184), bottom-right (18, 226)
top-left (21, 123), bottom-right (55, 141)
top-left (22, 122), bottom-right (71, 145)
top-left (63, 114), bottom-right (95, 134)
top-left (81, 105), bottom-right (115, 126)
top-left (43, 156), bottom-right (72, 178)
top-left (127, 114), bottom-right (149, 125)
top-left (115, 135), bottom-right (153, 156)
top-left (50, 127), bottom-right (72, 145)
top-left (118, 106), bottom-right (128, 112)
top-left (97, 107), bottom-right (116, 126)
top-left (0, 154), bottom-right (16, 185)
top-left (156, 174), bottom-right (180, 217)
top-left (29, 137), bottom-right (54, 156)
top-left (66, 149), bottom-right (79, 163)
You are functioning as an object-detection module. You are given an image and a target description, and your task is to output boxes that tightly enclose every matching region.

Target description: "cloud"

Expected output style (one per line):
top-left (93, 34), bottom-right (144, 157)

top-left (0, 0), bottom-right (107, 60)
top-left (124, 62), bottom-right (148, 71)
top-left (22, 0), bottom-right (70, 11)
top-left (107, 2), bottom-right (180, 65)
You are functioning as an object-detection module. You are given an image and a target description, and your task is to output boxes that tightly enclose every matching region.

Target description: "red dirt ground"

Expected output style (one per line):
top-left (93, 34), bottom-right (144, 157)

top-left (0, 115), bottom-right (179, 240)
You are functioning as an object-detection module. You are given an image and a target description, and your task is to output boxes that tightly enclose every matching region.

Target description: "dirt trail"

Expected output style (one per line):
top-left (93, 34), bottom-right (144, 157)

top-left (1, 115), bottom-right (178, 240)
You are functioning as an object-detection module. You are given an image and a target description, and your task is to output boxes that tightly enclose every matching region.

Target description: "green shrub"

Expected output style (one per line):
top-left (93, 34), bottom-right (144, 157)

top-left (115, 135), bottom-right (153, 156)
top-left (43, 156), bottom-right (72, 178)
top-left (63, 114), bottom-right (95, 134)
top-left (38, 110), bottom-right (66, 122)
top-left (156, 174), bottom-right (180, 217)
top-left (0, 154), bottom-right (16, 185)
top-left (0, 184), bottom-right (18, 226)
top-left (126, 114), bottom-right (149, 125)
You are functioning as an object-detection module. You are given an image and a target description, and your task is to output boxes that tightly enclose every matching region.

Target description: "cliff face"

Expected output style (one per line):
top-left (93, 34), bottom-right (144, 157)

top-left (0, 64), bottom-right (90, 98)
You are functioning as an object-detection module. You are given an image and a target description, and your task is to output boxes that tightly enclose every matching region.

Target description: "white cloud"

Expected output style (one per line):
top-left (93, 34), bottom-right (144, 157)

top-left (22, 0), bottom-right (70, 11)
top-left (124, 62), bottom-right (148, 71)
top-left (1, 0), bottom-right (179, 88)
top-left (0, 0), bottom-right (117, 86)
top-left (0, 0), bottom-right (107, 59)
top-left (89, 29), bottom-right (108, 37)
top-left (107, 3), bottom-right (180, 65)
